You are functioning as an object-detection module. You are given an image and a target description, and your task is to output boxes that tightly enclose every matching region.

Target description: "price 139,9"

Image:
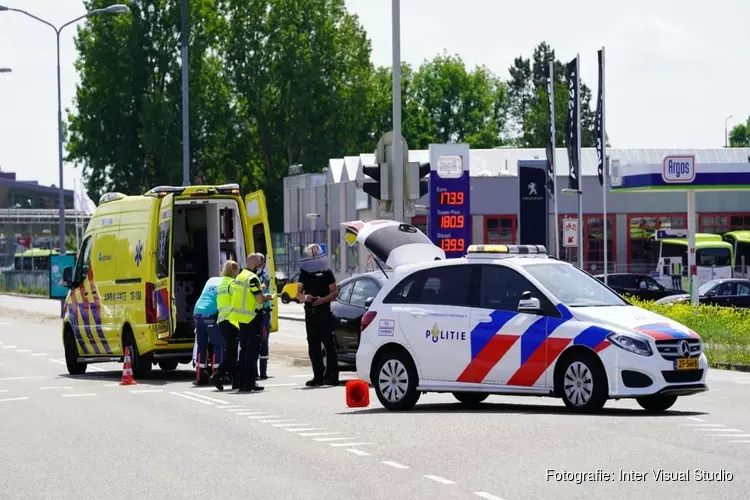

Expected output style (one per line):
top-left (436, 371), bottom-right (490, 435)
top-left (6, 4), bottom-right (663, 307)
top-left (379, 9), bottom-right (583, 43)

top-left (439, 238), bottom-right (465, 252)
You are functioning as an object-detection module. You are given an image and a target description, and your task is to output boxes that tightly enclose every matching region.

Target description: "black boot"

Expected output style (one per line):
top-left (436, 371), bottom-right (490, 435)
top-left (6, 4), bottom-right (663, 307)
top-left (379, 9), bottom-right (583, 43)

top-left (209, 372), bottom-right (224, 391)
top-left (305, 378), bottom-right (324, 387)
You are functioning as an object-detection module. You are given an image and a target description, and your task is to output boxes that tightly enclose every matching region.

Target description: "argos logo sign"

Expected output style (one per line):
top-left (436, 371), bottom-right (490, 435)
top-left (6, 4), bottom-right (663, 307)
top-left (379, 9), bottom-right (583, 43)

top-left (662, 155), bottom-right (696, 183)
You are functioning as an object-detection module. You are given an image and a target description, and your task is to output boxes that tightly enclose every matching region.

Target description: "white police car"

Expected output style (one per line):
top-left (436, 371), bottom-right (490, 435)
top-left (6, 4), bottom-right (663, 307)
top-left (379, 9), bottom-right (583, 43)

top-left (343, 220), bottom-right (708, 414)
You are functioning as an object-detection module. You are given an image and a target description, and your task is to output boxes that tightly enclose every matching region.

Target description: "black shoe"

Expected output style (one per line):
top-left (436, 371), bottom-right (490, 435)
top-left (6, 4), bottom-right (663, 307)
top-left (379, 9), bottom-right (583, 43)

top-left (259, 374), bottom-right (268, 380)
top-left (251, 384), bottom-right (264, 391)
top-left (324, 376), bottom-right (339, 386)
top-left (192, 379), bottom-right (209, 387)
top-left (210, 373), bottom-right (224, 391)
top-left (305, 378), bottom-right (324, 387)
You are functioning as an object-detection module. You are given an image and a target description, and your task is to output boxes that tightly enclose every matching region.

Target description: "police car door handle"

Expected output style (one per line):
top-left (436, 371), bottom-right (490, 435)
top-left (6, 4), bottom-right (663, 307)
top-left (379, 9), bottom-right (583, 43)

top-left (410, 310), bottom-right (426, 317)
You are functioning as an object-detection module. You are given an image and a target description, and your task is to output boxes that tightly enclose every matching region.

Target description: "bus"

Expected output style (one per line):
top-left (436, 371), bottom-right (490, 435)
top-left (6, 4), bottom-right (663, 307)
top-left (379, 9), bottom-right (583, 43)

top-left (722, 230), bottom-right (750, 277)
top-left (648, 229), bottom-right (733, 289)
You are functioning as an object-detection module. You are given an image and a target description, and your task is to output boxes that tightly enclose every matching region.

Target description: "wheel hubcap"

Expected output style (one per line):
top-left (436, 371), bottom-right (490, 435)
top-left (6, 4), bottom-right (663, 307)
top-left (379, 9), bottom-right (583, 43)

top-left (564, 361), bottom-right (593, 406)
top-left (378, 359), bottom-right (408, 403)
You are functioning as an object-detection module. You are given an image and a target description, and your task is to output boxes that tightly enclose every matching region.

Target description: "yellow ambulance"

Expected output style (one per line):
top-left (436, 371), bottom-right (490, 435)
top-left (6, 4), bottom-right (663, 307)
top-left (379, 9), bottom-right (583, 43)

top-left (60, 184), bottom-right (277, 377)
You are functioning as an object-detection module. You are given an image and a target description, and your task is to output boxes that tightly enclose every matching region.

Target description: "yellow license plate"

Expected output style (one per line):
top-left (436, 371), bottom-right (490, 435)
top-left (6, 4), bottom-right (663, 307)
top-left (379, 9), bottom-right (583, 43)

top-left (675, 358), bottom-right (699, 370)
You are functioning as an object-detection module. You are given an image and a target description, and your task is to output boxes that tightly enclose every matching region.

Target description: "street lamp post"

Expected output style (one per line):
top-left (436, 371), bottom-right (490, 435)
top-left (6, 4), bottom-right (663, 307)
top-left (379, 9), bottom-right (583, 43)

top-left (725, 114), bottom-right (734, 148)
top-left (0, 4), bottom-right (129, 254)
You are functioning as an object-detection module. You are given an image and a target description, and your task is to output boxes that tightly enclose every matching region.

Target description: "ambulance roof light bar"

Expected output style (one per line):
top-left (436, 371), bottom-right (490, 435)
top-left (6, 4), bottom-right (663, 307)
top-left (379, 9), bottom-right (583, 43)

top-left (465, 244), bottom-right (548, 259)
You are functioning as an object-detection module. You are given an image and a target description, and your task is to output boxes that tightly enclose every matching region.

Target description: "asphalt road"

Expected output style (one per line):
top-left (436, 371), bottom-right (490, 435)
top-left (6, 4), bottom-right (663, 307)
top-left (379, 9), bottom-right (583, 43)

top-left (1, 297), bottom-right (750, 499)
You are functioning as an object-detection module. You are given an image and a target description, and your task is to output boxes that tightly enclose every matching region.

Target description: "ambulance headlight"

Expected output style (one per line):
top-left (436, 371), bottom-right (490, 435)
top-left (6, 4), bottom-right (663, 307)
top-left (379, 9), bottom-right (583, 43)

top-left (607, 332), bottom-right (652, 356)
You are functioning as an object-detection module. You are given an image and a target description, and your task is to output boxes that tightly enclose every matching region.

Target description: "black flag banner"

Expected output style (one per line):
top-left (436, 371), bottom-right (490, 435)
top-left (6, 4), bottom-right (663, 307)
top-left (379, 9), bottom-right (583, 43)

top-left (545, 65), bottom-right (555, 196)
top-left (595, 49), bottom-right (604, 186)
top-left (564, 57), bottom-right (580, 191)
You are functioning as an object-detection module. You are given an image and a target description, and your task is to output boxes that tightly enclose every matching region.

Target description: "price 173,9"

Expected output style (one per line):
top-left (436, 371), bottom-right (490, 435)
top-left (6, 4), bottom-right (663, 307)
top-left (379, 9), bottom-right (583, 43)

top-left (439, 238), bottom-right (465, 252)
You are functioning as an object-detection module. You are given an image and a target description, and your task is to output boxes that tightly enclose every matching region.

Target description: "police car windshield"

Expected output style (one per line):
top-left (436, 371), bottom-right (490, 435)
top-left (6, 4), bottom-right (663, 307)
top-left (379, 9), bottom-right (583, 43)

top-left (524, 262), bottom-right (628, 307)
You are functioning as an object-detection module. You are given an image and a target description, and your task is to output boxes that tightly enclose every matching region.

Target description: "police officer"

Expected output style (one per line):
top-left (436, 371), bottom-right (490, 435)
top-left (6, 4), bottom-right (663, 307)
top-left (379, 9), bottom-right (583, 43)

top-left (256, 253), bottom-right (272, 380)
top-left (210, 260), bottom-right (241, 391)
top-left (296, 244), bottom-right (339, 387)
top-left (231, 254), bottom-right (269, 392)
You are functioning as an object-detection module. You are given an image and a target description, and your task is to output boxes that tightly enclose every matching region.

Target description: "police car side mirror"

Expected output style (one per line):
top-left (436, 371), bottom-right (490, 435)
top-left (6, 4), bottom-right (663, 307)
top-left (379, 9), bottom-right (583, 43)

top-left (517, 291), bottom-right (542, 314)
top-left (364, 297), bottom-right (374, 310)
top-left (62, 266), bottom-right (74, 287)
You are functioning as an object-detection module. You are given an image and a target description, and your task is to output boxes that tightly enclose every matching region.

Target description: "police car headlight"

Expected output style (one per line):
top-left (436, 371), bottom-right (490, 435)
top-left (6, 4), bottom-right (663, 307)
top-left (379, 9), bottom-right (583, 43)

top-left (606, 332), bottom-right (653, 356)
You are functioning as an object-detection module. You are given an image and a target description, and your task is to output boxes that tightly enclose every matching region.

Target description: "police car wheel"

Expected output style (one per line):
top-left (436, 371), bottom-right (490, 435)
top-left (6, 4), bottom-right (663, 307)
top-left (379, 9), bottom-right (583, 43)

top-left (63, 327), bottom-right (87, 375)
top-left (557, 352), bottom-right (607, 413)
top-left (452, 392), bottom-right (489, 406)
top-left (635, 395), bottom-right (678, 413)
top-left (373, 350), bottom-right (420, 411)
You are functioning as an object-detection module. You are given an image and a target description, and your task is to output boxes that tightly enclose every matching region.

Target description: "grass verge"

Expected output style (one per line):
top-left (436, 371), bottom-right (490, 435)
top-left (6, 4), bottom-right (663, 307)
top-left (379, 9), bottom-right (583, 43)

top-left (628, 296), bottom-right (750, 367)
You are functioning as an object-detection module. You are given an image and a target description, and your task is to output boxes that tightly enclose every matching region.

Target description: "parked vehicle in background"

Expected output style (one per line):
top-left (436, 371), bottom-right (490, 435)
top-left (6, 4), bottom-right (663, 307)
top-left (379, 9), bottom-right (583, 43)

top-left (280, 272), bottom-right (300, 303)
top-left (593, 273), bottom-right (683, 301)
top-left (723, 230), bottom-right (750, 272)
top-left (655, 278), bottom-right (750, 307)
top-left (275, 270), bottom-right (289, 293)
top-left (330, 270), bottom-right (389, 366)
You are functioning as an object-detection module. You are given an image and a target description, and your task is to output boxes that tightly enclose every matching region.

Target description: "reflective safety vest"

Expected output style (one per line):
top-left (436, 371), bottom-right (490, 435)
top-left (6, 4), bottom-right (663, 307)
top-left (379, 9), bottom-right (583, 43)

top-left (229, 269), bottom-right (261, 324)
top-left (216, 276), bottom-right (234, 323)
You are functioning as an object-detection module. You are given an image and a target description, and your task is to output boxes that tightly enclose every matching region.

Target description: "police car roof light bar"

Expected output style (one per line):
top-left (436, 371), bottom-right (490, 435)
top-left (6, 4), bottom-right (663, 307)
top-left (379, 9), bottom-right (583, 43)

top-left (466, 244), bottom-right (548, 259)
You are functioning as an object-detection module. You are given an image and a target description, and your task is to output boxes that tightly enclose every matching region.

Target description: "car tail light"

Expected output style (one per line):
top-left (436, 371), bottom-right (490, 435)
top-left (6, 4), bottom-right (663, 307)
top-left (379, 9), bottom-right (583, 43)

top-left (145, 282), bottom-right (157, 324)
top-left (361, 311), bottom-right (377, 332)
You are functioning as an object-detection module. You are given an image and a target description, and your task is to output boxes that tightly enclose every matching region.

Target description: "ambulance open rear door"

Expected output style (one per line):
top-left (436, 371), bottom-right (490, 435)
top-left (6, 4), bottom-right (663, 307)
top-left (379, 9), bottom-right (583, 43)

top-left (244, 190), bottom-right (278, 333)
top-left (155, 193), bottom-right (176, 339)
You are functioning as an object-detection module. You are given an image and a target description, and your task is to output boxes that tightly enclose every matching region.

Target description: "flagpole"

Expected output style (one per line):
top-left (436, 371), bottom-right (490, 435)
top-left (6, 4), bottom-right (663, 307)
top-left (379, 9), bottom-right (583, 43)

top-left (549, 60), bottom-right (560, 259)
top-left (600, 47), bottom-right (608, 283)
top-left (575, 54), bottom-right (583, 268)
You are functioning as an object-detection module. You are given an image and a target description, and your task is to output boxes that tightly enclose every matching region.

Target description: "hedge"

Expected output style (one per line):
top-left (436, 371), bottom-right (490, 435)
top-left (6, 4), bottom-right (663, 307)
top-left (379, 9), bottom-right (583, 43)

top-left (628, 296), bottom-right (750, 367)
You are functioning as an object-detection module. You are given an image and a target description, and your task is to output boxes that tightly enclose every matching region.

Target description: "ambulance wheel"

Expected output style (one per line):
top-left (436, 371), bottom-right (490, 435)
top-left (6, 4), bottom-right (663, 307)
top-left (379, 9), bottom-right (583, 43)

top-left (453, 392), bottom-right (489, 407)
top-left (372, 348), bottom-right (420, 411)
top-left (158, 360), bottom-right (179, 371)
top-left (63, 326), bottom-right (87, 375)
top-left (122, 329), bottom-right (151, 378)
top-left (281, 292), bottom-right (290, 304)
top-left (555, 349), bottom-right (607, 414)
top-left (636, 395), bottom-right (678, 413)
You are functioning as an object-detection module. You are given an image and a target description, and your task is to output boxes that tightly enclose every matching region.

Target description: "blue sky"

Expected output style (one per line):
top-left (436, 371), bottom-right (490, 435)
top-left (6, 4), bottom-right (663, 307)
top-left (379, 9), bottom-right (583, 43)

top-left (1, 0), bottom-right (748, 190)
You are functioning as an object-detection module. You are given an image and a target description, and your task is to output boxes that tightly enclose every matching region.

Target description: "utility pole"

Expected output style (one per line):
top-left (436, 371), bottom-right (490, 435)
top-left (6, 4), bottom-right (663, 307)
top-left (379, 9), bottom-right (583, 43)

top-left (391, 0), bottom-right (404, 222)
top-left (180, 0), bottom-right (190, 186)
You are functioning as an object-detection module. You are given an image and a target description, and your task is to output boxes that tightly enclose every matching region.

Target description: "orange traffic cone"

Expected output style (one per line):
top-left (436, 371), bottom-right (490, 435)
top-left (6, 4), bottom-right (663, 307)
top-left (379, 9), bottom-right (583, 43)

top-left (345, 379), bottom-right (369, 408)
top-left (120, 346), bottom-right (137, 386)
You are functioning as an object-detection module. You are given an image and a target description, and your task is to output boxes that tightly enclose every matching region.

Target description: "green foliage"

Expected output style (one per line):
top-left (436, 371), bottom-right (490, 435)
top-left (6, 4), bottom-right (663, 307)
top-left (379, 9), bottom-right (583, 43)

top-left (629, 297), bottom-right (750, 367)
top-left (65, 4), bottom-right (602, 229)
top-left (728, 117), bottom-right (750, 147)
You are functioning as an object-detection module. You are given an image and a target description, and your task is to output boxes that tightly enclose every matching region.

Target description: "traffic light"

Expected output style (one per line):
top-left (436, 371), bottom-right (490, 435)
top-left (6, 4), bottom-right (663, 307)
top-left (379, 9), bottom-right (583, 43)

top-left (361, 162), bottom-right (391, 201)
top-left (419, 162), bottom-right (430, 197)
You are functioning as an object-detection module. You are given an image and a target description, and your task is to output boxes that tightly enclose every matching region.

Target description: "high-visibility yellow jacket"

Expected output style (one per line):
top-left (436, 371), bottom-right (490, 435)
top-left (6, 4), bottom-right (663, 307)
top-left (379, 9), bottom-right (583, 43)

top-left (216, 276), bottom-right (238, 327)
top-left (228, 269), bottom-right (262, 324)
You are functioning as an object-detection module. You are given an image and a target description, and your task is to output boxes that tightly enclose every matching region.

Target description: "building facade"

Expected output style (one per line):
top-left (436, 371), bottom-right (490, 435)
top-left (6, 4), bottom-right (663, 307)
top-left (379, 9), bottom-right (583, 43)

top-left (282, 147), bottom-right (750, 279)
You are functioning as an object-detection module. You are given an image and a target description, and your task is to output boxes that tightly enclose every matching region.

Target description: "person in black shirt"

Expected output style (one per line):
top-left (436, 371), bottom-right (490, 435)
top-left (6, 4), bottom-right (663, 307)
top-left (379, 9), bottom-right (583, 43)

top-left (296, 244), bottom-right (339, 387)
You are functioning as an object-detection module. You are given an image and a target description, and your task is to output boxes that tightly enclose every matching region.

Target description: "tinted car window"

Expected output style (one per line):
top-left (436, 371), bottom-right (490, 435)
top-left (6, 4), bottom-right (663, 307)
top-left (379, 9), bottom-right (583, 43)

top-left (349, 279), bottom-right (380, 307)
top-left (736, 283), bottom-right (750, 296)
top-left (384, 266), bottom-right (473, 307)
top-left (337, 282), bottom-right (354, 304)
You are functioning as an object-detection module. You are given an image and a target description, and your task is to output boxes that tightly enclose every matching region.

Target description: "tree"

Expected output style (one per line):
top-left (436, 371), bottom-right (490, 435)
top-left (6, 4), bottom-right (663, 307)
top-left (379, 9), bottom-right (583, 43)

top-left (67, 0), bottom-right (232, 198)
top-left (221, 0), bottom-right (375, 229)
top-left (729, 118), bottom-right (750, 147)
top-left (507, 41), bottom-right (599, 148)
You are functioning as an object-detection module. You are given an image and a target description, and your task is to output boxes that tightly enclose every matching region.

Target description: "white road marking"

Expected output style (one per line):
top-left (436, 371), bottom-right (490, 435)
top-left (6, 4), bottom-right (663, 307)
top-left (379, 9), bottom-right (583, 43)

top-left (330, 442), bottom-right (373, 447)
top-left (62, 393), bottom-right (97, 398)
top-left (247, 414), bottom-right (281, 420)
top-left (696, 428), bottom-right (743, 432)
top-left (16, 349), bottom-right (31, 353)
top-left (49, 359), bottom-right (65, 365)
top-left (312, 437), bottom-right (352, 442)
top-left (382, 461), bottom-right (409, 470)
top-left (290, 374), bottom-right (313, 378)
top-left (272, 423), bottom-right (309, 428)
top-left (261, 383), bottom-right (298, 387)
top-left (260, 419), bottom-right (296, 424)
top-left (474, 492), bottom-right (506, 500)
top-left (424, 475), bottom-right (455, 485)
top-left (285, 427), bottom-right (326, 433)
top-left (31, 353), bottom-right (47, 356)
top-left (169, 392), bottom-right (214, 405)
top-left (729, 440), bottom-right (750, 443)
top-left (40, 386), bottom-right (72, 390)
top-left (0, 322), bottom-right (9, 325)
top-left (183, 392), bottom-right (231, 405)
top-left (226, 408), bottom-right (250, 412)
top-left (709, 434), bottom-right (750, 437)
top-left (299, 432), bottom-right (340, 437)
top-left (88, 366), bottom-right (105, 372)
top-left (0, 390), bottom-right (9, 393)
top-left (0, 397), bottom-right (28, 402)
top-left (216, 405), bottom-right (243, 410)
top-left (3, 345), bottom-right (17, 349)
top-left (681, 424), bottom-right (725, 427)
top-left (346, 449), bottom-right (370, 456)
top-left (129, 389), bottom-right (164, 394)
top-left (236, 411), bottom-right (269, 416)
top-left (102, 383), bottom-right (121, 387)
top-left (0, 376), bottom-right (46, 381)
top-left (686, 416), bottom-right (706, 422)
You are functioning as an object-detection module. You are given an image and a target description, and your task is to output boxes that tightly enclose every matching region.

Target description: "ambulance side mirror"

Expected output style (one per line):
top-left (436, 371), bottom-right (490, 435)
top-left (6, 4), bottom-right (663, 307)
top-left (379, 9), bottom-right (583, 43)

top-left (62, 267), bottom-right (74, 287)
